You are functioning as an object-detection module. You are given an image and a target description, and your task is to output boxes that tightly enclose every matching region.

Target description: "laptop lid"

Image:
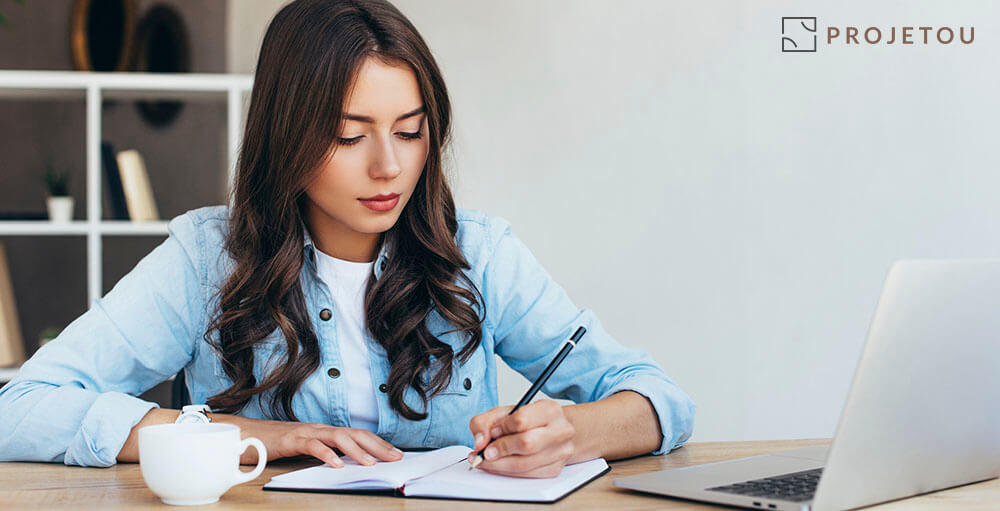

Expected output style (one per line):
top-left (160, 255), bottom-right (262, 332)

top-left (812, 260), bottom-right (1000, 511)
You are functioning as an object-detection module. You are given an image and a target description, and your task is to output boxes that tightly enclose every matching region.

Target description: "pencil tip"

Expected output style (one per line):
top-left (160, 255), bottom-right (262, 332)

top-left (468, 455), bottom-right (483, 470)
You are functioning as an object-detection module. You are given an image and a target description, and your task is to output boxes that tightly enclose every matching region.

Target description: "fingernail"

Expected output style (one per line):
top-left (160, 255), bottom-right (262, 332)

top-left (330, 458), bottom-right (344, 468)
top-left (392, 447), bottom-right (403, 456)
top-left (491, 427), bottom-right (502, 437)
top-left (365, 455), bottom-right (376, 465)
top-left (474, 433), bottom-right (483, 447)
top-left (485, 447), bottom-right (498, 460)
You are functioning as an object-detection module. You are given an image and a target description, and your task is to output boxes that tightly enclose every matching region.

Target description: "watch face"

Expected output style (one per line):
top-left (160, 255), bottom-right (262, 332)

top-left (176, 412), bottom-right (209, 424)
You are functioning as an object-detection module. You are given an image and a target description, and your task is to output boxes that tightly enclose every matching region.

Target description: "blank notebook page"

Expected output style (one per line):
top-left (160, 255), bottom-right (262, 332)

top-left (266, 445), bottom-right (470, 490)
top-left (402, 457), bottom-right (610, 501)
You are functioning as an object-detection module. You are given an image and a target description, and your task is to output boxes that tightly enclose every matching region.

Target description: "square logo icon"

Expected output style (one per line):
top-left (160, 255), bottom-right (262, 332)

top-left (782, 17), bottom-right (817, 52)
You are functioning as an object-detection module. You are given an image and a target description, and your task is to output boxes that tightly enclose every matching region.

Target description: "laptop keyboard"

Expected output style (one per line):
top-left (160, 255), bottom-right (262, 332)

top-left (706, 467), bottom-right (822, 502)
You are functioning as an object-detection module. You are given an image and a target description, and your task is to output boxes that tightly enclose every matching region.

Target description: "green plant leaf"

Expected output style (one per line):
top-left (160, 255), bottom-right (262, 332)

top-left (2, 0), bottom-right (26, 29)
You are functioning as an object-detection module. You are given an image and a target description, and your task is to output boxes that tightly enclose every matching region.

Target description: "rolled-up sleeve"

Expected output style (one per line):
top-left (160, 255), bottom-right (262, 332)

top-left (484, 216), bottom-right (695, 455)
top-left (0, 212), bottom-right (206, 466)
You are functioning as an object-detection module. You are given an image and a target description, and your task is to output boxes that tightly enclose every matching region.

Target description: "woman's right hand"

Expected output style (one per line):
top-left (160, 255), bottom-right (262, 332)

top-left (237, 418), bottom-right (404, 468)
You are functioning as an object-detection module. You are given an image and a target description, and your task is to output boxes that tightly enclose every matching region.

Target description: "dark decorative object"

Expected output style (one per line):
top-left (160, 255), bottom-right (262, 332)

top-left (132, 4), bottom-right (190, 128)
top-left (70, 0), bottom-right (136, 71)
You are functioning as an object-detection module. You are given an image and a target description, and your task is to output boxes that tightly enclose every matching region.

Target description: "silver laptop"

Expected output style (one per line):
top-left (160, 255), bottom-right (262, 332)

top-left (615, 260), bottom-right (1000, 511)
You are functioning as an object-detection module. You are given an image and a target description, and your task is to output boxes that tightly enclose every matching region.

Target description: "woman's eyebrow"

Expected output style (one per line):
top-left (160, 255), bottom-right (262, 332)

top-left (342, 105), bottom-right (425, 123)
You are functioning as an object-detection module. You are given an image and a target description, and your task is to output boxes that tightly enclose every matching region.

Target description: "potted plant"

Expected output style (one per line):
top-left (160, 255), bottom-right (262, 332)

top-left (41, 164), bottom-right (74, 223)
top-left (0, 0), bottom-right (27, 30)
top-left (38, 326), bottom-right (61, 348)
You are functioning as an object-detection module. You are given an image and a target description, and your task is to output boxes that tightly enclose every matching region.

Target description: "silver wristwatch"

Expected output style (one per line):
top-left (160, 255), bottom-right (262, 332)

top-left (175, 404), bottom-right (213, 424)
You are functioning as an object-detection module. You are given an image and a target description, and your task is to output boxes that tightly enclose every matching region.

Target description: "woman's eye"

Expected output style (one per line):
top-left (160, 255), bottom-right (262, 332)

top-left (338, 133), bottom-right (421, 146)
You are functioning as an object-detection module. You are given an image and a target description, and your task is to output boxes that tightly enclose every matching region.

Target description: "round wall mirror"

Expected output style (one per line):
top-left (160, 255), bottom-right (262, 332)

top-left (132, 4), bottom-right (191, 127)
top-left (70, 0), bottom-right (137, 72)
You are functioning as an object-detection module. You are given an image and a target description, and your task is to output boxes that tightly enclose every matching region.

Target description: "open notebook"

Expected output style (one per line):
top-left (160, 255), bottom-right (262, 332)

top-left (263, 445), bottom-right (610, 503)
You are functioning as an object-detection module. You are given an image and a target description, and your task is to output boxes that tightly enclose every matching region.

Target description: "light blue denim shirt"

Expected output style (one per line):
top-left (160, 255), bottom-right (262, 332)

top-left (0, 205), bottom-right (695, 467)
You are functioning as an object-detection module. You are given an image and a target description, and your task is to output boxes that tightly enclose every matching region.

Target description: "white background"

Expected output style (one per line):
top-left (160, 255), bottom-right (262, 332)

top-left (228, 1), bottom-right (1000, 442)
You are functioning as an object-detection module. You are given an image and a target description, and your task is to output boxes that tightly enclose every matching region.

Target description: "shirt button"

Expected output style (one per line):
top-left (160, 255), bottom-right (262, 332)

top-left (327, 367), bottom-right (340, 379)
top-left (379, 383), bottom-right (388, 393)
top-left (463, 378), bottom-right (472, 390)
top-left (319, 308), bottom-right (332, 321)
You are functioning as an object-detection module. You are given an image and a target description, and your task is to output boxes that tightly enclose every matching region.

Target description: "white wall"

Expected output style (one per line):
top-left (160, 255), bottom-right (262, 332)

top-left (228, 1), bottom-right (1000, 442)
top-left (227, 0), bottom-right (291, 74)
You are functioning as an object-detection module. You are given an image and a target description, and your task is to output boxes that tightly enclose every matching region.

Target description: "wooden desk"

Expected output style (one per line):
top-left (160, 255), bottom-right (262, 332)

top-left (1, 439), bottom-right (996, 509)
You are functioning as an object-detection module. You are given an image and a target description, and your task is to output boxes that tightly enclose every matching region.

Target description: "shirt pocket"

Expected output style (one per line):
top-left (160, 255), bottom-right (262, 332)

top-left (422, 346), bottom-right (488, 447)
top-left (211, 328), bottom-right (288, 384)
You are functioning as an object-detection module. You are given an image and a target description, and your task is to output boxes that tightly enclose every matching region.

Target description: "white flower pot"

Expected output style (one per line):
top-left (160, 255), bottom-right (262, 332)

top-left (47, 196), bottom-right (74, 223)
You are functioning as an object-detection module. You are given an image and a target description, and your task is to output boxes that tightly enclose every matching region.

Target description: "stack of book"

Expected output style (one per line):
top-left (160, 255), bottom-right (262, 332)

top-left (102, 142), bottom-right (159, 221)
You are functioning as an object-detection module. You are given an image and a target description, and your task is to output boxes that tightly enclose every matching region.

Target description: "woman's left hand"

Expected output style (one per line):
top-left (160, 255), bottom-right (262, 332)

top-left (467, 399), bottom-right (576, 478)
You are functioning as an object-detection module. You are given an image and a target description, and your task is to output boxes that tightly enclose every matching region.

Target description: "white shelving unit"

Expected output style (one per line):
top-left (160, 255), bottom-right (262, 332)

top-left (0, 70), bottom-right (253, 305)
top-left (0, 71), bottom-right (253, 380)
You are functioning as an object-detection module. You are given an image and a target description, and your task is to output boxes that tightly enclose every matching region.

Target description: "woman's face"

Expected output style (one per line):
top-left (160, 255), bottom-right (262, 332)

top-left (303, 56), bottom-right (429, 261)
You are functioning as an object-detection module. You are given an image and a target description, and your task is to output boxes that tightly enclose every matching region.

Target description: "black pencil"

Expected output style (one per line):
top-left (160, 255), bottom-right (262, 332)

top-left (468, 325), bottom-right (588, 470)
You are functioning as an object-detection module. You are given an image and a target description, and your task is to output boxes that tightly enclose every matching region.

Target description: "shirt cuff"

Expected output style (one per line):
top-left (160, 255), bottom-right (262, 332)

top-left (64, 391), bottom-right (159, 467)
top-left (604, 373), bottom-right (697, 456)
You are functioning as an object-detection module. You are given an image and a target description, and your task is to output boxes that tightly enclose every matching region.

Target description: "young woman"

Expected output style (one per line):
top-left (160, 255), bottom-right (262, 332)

top-left (0, 0), bottom-right (694, 478)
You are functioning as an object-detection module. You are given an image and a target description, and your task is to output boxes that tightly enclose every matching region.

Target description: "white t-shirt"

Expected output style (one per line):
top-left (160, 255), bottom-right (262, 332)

top-left (313, 248), bottom-right (379, 433)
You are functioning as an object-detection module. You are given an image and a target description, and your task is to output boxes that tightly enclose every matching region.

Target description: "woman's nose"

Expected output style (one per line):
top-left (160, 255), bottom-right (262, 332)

top-left (370, 135), bottom-right (403, 179)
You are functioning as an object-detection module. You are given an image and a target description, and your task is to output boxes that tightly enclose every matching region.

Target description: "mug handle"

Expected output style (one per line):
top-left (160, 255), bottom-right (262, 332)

top-left (231, 437), bottom-right (267, 486)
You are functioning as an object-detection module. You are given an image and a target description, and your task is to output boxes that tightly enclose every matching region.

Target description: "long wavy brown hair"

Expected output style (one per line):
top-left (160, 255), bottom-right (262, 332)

top-left (204, 0), bottom-right (484, 422)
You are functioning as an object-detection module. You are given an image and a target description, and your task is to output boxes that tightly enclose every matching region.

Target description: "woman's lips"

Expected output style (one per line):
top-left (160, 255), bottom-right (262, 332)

top-left (359, 194), bottom-right (400, 212)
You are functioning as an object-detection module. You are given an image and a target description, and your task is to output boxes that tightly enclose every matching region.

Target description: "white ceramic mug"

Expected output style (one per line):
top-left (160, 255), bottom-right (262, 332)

top-left (138, 423), bottom-right (267, 506)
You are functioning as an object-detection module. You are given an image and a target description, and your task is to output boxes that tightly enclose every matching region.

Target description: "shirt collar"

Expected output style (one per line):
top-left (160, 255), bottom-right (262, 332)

top-left (302, 222), bottom-right (391, 281)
